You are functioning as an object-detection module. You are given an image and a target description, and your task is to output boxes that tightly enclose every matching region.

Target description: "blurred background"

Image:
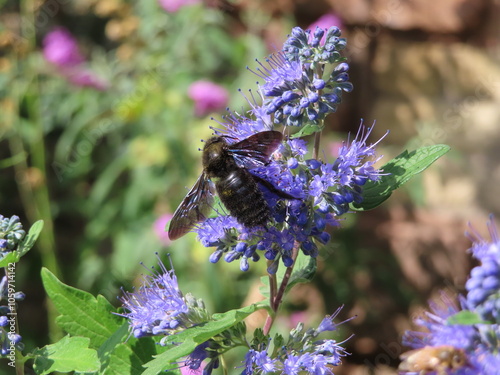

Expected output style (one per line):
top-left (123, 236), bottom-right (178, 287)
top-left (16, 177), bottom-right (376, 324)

top-left (1, 0), bottom-right (500, 373)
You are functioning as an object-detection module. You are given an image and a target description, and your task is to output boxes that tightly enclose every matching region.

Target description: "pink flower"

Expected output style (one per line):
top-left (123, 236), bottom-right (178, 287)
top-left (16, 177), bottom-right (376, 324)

top-left (42, 27), bottom-right (108, 91)
top-left (188, 80), bottom-right (229, 117)
top-left (43, 28), bottom-right (85, 66)
top-left (158, 0), bottom-right (201, 13)
top-left (307, 13), bottom-right (344, 45)
top-left (154, 214), bottom-right (173, 246)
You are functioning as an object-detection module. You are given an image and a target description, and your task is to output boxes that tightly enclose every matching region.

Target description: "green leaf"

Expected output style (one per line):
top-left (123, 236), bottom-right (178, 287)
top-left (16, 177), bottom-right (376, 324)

top-left (33, 335), bottom-right (99, 374)
top-left (41, 268), bottom-right (123, 349)
top-left (142, 304), bottom-right (263, 375)
top-left (351, 144), bottom-right (450, 211)
top-left (0, 251), bottom-right (20, 268)
top-left (447, 310), bottom-right (492, 325)
top-left (285, 255), bottom-right (317, 293)
top-left (18, 220), bottom-right (44, 256)
top-left (290, 123), bottom-right (322, 138)
top-left (103, 333), bottom-right (164, 375)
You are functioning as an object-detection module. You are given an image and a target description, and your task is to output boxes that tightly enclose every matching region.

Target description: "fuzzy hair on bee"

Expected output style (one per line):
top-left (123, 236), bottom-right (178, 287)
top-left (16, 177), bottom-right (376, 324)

top-left (168, 131), bottom-right (295, 240)
top-left (398, 345), bottom-right (468, 375)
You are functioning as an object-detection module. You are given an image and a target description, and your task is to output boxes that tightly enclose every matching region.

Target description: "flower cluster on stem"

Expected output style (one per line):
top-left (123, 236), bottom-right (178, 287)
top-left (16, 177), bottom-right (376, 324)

top-left (401, 216), bottom-right (500, 375)
top-left (0, 215), bottom-right (25, 355)
top-left (189, 25), bottom-right (386, 273)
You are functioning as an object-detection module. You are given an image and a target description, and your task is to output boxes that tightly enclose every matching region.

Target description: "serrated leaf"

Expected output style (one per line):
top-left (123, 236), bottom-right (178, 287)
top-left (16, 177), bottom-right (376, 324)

top-left (18, 220), bottom-right (44, 256)
top-left (33, 335), bottom-right (99, 374)
top-left (352, 144), bottom-right (450, 211)
top-left (97, 323), bottom-right (131, 373)
top-left (41, 268), bottom-right (123, 349)
top-left (447, 310), bottom-right (492, 325)
top-left (142, 304), bottom-right (263, 375)
top-left (103, 335), bottom-right (163, 375)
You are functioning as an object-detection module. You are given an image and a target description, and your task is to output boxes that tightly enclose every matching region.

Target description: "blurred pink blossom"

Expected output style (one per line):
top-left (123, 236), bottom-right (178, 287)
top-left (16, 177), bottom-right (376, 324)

top-left (188, 80), bottom-right (229, 117)
top-left (329, 141), bottom-right (343, 158)
top-left (43, 28), bottom-right (85, 66)
top-left (154, 214), bottom-right (173, 246)
top-left (288, 311), bottom-right (308, 329)
top-left (42, 27), bottom-right (108, 90)
top-left (307, 13), bottom-right (344, 45)
top-left (158, 0), bottom-right (201, 13)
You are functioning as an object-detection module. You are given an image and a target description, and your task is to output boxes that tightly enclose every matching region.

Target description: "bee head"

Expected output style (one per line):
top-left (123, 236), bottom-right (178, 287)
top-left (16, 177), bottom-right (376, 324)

top-left (202, 136), bottom-right (227, 168)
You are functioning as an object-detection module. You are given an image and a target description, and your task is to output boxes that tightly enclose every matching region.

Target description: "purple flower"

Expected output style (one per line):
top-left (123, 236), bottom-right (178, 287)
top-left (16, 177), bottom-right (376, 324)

top-left (243, 349), bottom-right (277, 374)
top-left (42, 28), bottom-right (108, 90)
top-left (317, 306), bottom-right (349, 333)
top-left (184, 342), bottom-right (209, 371)
top-left (307, 14), bottom-right (344, 46)
top-left (465, 216), bottom-right (500, 322)
top-left (193, 122), bottom-right (385, 271)
top-left (119, 256), bottom-right (207, 338)
top-left (239, 306), bottom-right (352, 374)
top-left (401, 289), bottom-right (500, 374)
top-left (188, 80), bottom-right (229, 117)
top-left (0, 215), bottom-right (25, 253)
top-left (249, 34), bottom-right (352, 125)
top-left (43, 28), bottom-right (85, 66)
top-left (158, 0), bottom-right (201, 13)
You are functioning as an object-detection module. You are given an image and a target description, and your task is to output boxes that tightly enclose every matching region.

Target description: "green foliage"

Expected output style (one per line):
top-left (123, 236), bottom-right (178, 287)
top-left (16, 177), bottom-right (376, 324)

top-left (32, 336), bottom-right (100, 374)
top-left (37, 268), bottom-right (265, 374)
top-left (351, 144), bottom-right (451, 211)
top-left (447, 310), bottom-right (492, 325)
top-left (41, 268), bottom-right (123, 348)
top-left (143, 304), bottom-right (263, 375)
top-left (0, 220), bottom-right (43, 267)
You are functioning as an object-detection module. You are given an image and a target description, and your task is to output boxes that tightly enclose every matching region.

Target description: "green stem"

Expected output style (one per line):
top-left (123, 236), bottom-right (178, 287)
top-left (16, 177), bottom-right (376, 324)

top-left (16, 0), bottom-right (63, 343)
top-left (262, 242), bottom-right (300, 335)
top-left (220, 355), bottom-right (228, 375)
top-left (312, 120), bottom-right (324, 160)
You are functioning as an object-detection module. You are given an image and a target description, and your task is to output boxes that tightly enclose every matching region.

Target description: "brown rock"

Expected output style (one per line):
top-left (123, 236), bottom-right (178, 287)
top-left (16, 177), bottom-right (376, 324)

top-left (328, 0), bottom-right (488, 33)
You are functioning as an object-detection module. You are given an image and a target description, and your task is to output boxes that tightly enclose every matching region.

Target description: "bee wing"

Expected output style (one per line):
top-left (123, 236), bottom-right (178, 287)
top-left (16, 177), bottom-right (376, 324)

top-left (168, 173), bottom-right (215, 240)
top-left (228, 131), bottom-right (283, 167)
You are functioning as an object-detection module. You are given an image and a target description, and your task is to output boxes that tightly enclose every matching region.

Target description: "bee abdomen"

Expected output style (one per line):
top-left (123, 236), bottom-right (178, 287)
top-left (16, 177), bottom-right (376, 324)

top-left (216, 170), bottom-right (270, 228)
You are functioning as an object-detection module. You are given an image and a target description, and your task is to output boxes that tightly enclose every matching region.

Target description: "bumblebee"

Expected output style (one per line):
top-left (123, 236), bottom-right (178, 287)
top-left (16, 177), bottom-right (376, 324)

top-left (168, 130), bottom-right (293, 240)
top-left (399, 345), bottom-right (468, 375)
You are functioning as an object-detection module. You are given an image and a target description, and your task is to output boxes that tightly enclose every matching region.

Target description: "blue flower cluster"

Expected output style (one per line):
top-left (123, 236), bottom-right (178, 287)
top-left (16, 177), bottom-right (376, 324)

top-left (0, 276), bottom-right (24, 356)
top-left (401, 217), bottom-right (500, 375)
top-left (119, 256), bottom-right (209, 339)
top-left (120, 256), bottom-right (354, 374)
top-left (241, 307), bottom-right (352, 375)
top-left (465, 216), bottom-right (500, 322)
top-left (0, 215), bottom-right (26, 355)
top-left (251, 27), bottom-right (352, 127)
top-left (196, 121), bottom-right (385, 273)
top-left (0, 215), bottom-right (26, 256)
top-left (188, 25), bottom-right (385, 272)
